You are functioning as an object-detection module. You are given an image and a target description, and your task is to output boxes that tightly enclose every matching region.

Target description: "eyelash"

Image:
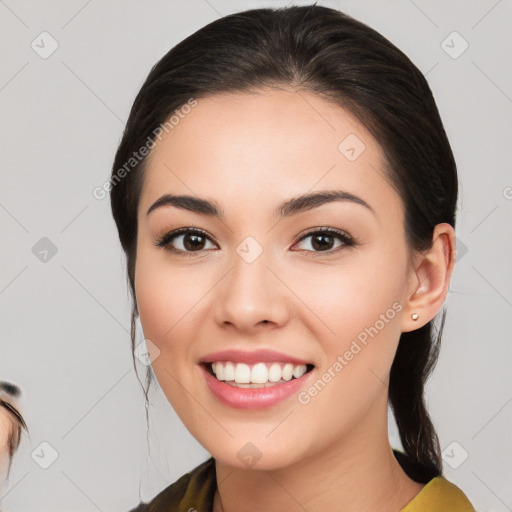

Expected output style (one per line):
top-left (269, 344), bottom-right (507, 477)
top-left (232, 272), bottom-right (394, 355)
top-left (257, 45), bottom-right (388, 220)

top-left (154, 226), bottom-right (357, 258)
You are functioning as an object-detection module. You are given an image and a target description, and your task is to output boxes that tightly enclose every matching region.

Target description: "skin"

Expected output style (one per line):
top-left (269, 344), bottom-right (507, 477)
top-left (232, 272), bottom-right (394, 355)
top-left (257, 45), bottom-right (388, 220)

top-left (0, 388), bottom-right (23, 486)
top-left (134, 88), bottom-right (456, 512)
top-left (0, 407), bottom-right (11, 482)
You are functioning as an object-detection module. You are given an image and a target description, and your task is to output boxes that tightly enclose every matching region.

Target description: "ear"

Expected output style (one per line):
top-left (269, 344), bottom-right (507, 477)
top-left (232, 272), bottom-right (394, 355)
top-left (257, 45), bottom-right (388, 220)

top-left (401, 223), bottom-right (457, 333)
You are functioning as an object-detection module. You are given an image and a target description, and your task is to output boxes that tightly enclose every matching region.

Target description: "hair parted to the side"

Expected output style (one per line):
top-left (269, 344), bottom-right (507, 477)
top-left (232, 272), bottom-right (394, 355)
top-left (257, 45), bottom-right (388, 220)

top-left (110, 4), bottom-right (457, 481)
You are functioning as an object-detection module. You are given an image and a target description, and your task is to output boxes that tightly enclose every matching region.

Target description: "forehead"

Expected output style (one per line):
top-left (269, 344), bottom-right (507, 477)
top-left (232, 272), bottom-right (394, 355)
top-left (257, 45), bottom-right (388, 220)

top-left (139, 89), bottom-right (399, 220)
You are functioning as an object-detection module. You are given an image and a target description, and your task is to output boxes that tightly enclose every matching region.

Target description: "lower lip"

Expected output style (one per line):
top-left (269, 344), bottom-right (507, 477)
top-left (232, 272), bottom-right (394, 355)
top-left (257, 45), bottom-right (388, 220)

top-left (200, 364), bottom-right (313, 409)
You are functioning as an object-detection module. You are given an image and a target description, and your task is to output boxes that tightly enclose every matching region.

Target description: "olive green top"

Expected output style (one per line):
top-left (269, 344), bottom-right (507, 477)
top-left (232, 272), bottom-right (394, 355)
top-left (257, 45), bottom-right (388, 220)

top-left (129, 451), bottom-right (475, 512)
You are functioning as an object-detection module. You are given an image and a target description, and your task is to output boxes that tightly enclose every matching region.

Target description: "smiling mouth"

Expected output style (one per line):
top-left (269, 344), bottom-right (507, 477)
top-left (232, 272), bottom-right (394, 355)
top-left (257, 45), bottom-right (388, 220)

top-left (203, 361), bottom-right (315, 388)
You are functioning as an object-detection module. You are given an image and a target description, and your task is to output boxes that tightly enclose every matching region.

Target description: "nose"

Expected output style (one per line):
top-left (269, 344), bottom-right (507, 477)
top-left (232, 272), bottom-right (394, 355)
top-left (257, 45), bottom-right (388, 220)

top-left (214, 247), bottom-right (291, 333)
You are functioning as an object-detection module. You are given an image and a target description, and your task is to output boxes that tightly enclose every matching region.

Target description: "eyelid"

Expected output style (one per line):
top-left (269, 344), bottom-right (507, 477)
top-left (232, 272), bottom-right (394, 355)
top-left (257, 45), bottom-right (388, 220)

top-left (295, 226), bottom-right (353, 242)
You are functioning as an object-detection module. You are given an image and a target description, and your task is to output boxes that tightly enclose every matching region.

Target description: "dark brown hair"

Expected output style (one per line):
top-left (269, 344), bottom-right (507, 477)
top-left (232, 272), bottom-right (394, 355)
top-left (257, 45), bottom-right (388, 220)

top-left (110, 4), bottom-right (457, 480)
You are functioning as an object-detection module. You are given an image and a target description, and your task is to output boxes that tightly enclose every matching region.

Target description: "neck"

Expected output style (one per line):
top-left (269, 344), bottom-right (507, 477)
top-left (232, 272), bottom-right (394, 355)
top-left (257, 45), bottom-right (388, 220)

top-left (213, 396), bottom-right (425, 512)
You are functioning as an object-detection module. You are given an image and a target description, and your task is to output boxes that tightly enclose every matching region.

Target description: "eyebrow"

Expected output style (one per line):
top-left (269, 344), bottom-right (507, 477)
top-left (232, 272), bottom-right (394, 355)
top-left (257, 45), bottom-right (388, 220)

top-left (0, 381), bottom-right (21, 398)
top-left (146, 190), bottom-right (375, 218)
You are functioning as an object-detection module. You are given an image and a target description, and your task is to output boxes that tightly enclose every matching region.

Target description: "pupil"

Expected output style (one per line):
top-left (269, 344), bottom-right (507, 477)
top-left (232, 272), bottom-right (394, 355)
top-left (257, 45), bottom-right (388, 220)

top-left (185, 234), bottom-right (205, 251)
top-left (312, 234), bottom-right (333, 251)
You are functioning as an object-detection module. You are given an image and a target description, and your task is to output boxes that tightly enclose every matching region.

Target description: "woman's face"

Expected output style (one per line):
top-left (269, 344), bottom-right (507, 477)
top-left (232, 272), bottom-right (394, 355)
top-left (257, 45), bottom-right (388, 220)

top-left (135, 89), bottom-right (419, 470)
top-left (0, 384), bottom-right (22, 482)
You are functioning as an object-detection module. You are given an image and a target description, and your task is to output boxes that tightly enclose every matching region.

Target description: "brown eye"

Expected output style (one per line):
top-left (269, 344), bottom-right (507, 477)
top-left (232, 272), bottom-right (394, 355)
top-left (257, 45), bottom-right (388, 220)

top-left (155, 228), bottom-right (217, 254)
top-left (293, 227), bottom-right (356, 255)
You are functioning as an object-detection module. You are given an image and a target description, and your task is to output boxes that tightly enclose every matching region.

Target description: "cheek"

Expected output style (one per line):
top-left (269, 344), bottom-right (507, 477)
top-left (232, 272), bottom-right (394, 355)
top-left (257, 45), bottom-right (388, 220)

top-left (134, 255), bottom-right (209, 419)
top-left (294, 248), bottom-right (406, 336)
top-left (282, 257), bottom-right (406, 446)
top-left (288, 243), bottom-right (408, 388)
top-left (134, 246), bottom-right (216, 366)
top-left (0, 412), bottom-right (11, 470)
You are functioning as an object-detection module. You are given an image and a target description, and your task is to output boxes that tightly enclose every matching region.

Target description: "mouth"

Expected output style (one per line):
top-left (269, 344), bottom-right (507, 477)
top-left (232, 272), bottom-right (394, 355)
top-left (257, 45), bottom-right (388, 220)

top-left (198, 349), bottom-right (316, 408)
top-left (203, 361), bottom-right (315, 388)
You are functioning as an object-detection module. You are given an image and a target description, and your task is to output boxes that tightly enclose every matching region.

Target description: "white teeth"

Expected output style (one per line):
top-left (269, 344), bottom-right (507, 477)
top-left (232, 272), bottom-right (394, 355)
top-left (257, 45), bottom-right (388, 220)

top-left (293, 365), bottom-right (307, 378)
top-left (214, 362), bottom-right (224, 381)
top-left (282, 363), bottom-right (293, 381)
top-left (223, 362), bottom-right (235, 381)
top-left (268, 363), bottom-right (282, 382)
top-left (251, 363), bottom-right (268, 384)
top-left (234, 363), bottom-right (251, 384)
top-left (210, 361), bottom-right (309, 384)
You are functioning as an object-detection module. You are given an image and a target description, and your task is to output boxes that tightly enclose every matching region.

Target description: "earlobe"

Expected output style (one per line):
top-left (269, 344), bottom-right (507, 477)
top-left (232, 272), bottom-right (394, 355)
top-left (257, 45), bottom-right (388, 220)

top-left (401, 223), bottom-right (456, 333)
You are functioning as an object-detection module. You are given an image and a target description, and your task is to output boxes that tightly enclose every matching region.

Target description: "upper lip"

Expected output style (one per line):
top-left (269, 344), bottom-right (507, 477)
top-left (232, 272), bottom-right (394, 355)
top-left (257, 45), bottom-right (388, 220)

top-left (199, 349), bottom-right (312, 366)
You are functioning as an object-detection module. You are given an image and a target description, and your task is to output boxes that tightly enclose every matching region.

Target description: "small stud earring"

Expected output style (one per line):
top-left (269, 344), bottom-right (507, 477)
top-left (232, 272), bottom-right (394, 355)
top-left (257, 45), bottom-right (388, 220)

top-left (411, 313), bottom-right (419, 321)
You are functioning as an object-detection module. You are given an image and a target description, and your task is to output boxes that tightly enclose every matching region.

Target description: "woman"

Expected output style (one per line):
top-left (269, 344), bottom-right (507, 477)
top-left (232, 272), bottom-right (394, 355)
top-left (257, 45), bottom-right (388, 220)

top-left (0, 382), bottom-right (27, 492)
top-left (110, 5), bottom-right (475, 511)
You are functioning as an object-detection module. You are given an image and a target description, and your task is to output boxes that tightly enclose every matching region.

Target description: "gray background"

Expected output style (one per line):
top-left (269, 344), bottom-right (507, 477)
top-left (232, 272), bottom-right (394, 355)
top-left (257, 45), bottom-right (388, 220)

top-left (1, 0), bottom-right (511, 510)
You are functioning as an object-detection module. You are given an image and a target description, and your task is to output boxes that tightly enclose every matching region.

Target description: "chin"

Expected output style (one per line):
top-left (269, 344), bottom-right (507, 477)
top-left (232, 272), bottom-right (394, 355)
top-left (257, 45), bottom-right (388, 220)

top-left (194, 429), bottom-right (309, 472)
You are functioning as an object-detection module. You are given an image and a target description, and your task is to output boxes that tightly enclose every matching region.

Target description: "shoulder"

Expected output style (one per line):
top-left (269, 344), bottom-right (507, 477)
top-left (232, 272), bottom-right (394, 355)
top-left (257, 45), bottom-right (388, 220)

top-left (126, 457), bottom-right (217, 512)
top-left (392, 449), bottom-right (475, 511)
top-left (400, 476), bottom-right (475, 512)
